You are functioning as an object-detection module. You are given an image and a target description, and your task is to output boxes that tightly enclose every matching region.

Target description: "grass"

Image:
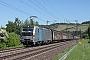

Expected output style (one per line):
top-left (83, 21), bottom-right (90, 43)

top-left (53, 39), bottom-right (90, 60)
top-left (65, 39), bottom-right (90, 60)
top-left (0, 44), bottom-right (23, 50)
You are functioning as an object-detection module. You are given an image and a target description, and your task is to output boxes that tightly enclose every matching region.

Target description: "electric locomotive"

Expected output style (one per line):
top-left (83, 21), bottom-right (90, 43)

top-left (20, 25), bottom-right (52, 46)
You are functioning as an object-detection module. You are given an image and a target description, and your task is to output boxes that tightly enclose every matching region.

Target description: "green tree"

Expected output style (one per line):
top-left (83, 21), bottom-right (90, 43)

top-left (14, 18), bottom-right (21, 35)
top-left (6, 18), bottom-right (40, 34)
top-left (14, 18), bottom-right (21, 27)
top-left (35, 21), bottom-right (39, 26)
top-left (6, 18), bottom-right (22, 35)
top-left (88, 27), bottom-right (90, 37)
top-left (24, 18), bottom-right (30, 26)
top-left (6, 21), bottom-right (15, 33)
top-left (88, 24), bottom-right (90, 43)
top-left (20, 20), bottom-right (24, 26)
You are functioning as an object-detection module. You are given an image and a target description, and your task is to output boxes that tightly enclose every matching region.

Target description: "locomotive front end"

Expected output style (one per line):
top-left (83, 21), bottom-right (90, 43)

top-left (20, 26), bottom-right (34, 45)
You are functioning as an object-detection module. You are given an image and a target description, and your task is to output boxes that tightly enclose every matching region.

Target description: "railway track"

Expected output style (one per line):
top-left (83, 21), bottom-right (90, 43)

top-left (0, 47), bottom-right (24, 53)
top-left (0, 40), bottom-right (74, 60)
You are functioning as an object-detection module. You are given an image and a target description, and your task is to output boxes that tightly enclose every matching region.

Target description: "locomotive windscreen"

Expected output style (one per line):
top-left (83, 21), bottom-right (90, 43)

top-left (23, 26), bottom-right (34, 32)
top-left (22, 32), bottom-right (33, 36)
top-left (21, 26), bottom-right (34, 36)
top-left (23, 28), bottom-right (33, 32)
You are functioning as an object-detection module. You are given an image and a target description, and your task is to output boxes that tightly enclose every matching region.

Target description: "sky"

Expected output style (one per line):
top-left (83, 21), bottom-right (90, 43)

top-left (0, 0), bottom-right (90, 27)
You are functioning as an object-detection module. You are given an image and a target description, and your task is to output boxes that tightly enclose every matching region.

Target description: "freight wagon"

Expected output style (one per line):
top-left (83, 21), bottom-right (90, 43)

top-left (52, 30), bottom-right (73, 42)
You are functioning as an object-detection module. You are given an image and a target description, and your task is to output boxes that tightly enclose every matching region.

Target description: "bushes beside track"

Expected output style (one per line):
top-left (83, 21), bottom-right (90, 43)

top-left (0, 32), bottom-right (22, 50)
top-left (6, 32), bottom-right (20, 47)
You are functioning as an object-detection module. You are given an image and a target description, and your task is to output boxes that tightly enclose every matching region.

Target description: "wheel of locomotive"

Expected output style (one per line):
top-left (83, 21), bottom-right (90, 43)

top-left (48, 40), bottom-right (52, 44)
top-left (49, 40), bottom-right (52, 44)
top-left (45, 40), bottom-right (49, 45)
top-left (30, 42), bottom-right (36, 46)
top-left (38, 41), bottom-right (42, 46)
top-left (47, 40), bottom-right (50, 44)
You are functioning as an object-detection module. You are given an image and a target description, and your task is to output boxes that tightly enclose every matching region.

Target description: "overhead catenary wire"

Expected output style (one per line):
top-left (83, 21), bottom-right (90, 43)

top-left (20, 0), bottom-right (58, 22)
top-left (34, 0), bottom-right (60, 21)
top-left (43, 0), bottom-right (61, 18)
top-left (0, 0), bottom-right (62, 24)
top-left (0, 0), bottom-right (46, 22)
top-left (42, 0), bottom-right (56, 14)
top-left (29, 0), bottom-right (53, 20)
top-left (47, 0), bottom-right (66, 20)
top-left (41, 0), bottom-right (60, 23)
top-left (20, 0), bottom-right (47, 22)
top-left (0, 0), bottom-right (31, 16)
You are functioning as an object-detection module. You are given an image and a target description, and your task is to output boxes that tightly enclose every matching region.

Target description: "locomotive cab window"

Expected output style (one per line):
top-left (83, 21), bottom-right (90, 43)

top-left (23, 28), bottom-right (33, 32)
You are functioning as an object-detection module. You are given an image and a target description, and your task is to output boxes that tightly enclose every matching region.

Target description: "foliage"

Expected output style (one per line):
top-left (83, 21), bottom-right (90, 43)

top-left (14, 18), bottom-right (21, 34)
top-left (40, 23), bottom-right (58, 29)
top-left (0, 39), bottom-right (7, 50)
top-left (6, 32), bottom-right (20, 47)
top-left (55, 23), bottom-right (76, 25)
top-left (87, 24), bottom-right (90, 37)
top-left (35, 21), bottom-right (39, 26)
top-left (82, 21), bottom-right (90, 24)
top-left (0, 25), bottom-right (6, 30)
top-left (24, 18), bottom-right (30, 26)
top-left (6, 18), bottom-right (21, 34)
top-left (6, 18), bottom-right (39, 35)
top-left (0, 43), bottom-right (7, 50)
top-left (82, 34), bottom-right (88, 38)
top-left (6, 21), bottom-right (15, 33)
top-left (0, 32), bottom-right (22, 50)
top-left (50, 24), bottom-right (58, 29)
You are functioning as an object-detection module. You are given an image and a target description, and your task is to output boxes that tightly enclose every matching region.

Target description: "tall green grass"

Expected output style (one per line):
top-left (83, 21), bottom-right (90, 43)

top-left (65, 39), bottom-right (90, 60)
